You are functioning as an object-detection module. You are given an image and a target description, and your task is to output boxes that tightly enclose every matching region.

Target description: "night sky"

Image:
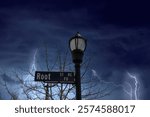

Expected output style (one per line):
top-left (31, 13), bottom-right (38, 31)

top-left (0, 0), bottom-right (150, 99)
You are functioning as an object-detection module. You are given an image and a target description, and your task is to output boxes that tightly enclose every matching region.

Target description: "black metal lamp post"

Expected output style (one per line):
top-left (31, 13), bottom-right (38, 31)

top-left (69, 32), bottom-right (87, 100)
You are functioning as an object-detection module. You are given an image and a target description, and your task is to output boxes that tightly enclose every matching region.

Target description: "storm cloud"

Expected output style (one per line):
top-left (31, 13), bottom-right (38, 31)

top-left (0, 0), bottom-right (150, 99)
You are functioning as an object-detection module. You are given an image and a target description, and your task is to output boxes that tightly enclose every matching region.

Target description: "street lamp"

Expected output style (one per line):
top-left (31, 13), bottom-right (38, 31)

top-left (69, 32), bottom-right (87, 100)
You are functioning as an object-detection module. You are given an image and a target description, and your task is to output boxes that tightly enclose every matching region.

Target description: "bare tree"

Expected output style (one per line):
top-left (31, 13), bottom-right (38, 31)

top-left (0, 47), bottom-right (115, 100)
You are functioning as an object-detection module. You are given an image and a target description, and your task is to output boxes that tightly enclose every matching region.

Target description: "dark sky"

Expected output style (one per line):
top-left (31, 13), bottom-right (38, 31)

top-left (0, 0), bottom-right (150, 99)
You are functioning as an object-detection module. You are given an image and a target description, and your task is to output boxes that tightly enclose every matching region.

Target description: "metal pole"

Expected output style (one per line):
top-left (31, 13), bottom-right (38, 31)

top-left (75, 63), bottom-right (81, 100)
top-left (45, 83), bottom-right (49, 100)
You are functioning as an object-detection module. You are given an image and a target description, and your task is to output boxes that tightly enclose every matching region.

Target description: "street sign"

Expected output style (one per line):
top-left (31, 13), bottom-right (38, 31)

top-left (35, 71), bottom-right (75, 84)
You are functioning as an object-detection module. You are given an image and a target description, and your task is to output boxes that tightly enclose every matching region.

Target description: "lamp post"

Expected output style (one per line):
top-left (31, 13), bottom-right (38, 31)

top-left (69, 32), bottom-right (87, 100)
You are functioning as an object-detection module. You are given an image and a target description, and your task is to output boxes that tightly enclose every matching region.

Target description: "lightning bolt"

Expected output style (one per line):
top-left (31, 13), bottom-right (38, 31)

top-left (91, 69), bottom-right (141, 100)
top-left (127, 72), bottom-right (139, 100)
top-left (91, 69), bottom-right (130, 98)
top-left (18, 49), bottom-right (38, 99)
top-left (22, 49), bottom-right (38, 86)
top-left (30, 49), bottom-right (37, 73)
top-left (123, 82), bottom-right (132, 100)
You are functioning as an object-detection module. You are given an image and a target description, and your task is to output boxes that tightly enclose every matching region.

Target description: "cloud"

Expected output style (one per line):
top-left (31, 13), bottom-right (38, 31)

top-left (0, 0), bottom-right (150, 99)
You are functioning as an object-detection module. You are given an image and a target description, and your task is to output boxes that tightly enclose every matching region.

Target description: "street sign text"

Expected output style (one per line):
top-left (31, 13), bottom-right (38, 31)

top-left (35, 71), bottom-right (75, 84)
